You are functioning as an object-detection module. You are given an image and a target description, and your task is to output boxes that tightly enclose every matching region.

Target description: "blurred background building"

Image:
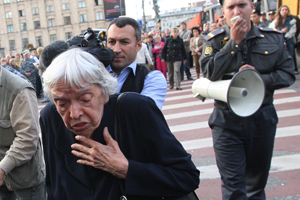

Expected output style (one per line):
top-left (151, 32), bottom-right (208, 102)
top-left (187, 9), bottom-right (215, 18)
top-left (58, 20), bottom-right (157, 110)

top-left (0, 0), bottom-right (111, 57)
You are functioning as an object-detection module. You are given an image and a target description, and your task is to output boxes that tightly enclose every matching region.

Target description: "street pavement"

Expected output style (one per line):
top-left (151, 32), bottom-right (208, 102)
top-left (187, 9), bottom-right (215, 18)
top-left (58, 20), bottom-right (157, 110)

top-left (38, 69), bottom-right (300, 199)
top-left (162, 69), bottom-right (300, 199)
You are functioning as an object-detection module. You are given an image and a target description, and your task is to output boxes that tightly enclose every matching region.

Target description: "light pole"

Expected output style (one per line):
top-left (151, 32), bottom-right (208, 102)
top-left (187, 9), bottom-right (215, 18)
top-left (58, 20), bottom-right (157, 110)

top-left (142, 0), bottom-right (147, 33)
top-left (152, 0), bottom-right (161, 29)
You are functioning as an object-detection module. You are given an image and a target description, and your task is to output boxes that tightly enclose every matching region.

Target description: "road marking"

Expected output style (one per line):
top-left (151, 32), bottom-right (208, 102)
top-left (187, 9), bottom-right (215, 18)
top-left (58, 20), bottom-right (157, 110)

top-left (181, 125), bottom-right (300, 151)
top-left (198, 153), bottom-right (300, 180)
top-left (166, 89), bottom-right (296, 101)
top-left (165, 108), bottom-right (300, 121)
top-left (163, 96), bottom-right (300, 111)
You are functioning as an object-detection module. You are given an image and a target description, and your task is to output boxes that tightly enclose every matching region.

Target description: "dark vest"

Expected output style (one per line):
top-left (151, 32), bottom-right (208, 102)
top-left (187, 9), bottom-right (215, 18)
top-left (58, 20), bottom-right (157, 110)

top-left (120, 64), bottom-right (150, 93)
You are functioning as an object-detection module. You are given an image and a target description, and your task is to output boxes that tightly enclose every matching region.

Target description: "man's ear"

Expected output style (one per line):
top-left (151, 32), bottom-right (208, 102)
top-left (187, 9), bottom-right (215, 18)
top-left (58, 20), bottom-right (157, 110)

top-left (136, 40), bottom-right (142, 52)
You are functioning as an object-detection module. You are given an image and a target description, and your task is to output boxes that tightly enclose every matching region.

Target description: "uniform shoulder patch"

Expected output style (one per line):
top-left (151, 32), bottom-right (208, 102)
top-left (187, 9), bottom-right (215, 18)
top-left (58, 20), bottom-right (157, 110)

top-left (204, 46), bottom-right (213, 55)
top-left (204, 28), bottom-right (226, 41)
top-left (259, 27), bottom-right (282, 34)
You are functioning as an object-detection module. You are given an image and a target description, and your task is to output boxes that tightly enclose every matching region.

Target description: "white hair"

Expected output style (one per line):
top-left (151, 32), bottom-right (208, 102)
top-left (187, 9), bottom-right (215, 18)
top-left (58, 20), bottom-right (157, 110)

top-left (43, 48), bottom-right (117, 101)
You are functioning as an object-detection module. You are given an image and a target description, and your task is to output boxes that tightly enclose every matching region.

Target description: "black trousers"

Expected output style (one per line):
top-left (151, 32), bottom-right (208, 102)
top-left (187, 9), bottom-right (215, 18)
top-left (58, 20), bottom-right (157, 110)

top-left (209, 104), bottom-right (278, 200)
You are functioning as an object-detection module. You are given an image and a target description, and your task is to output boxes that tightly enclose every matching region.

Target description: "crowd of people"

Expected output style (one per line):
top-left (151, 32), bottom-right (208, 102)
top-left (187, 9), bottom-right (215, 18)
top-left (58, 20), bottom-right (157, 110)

top-left (0, 48), bottom-right (50, 103)
top-left (0, 0), bottom-right (299, 199)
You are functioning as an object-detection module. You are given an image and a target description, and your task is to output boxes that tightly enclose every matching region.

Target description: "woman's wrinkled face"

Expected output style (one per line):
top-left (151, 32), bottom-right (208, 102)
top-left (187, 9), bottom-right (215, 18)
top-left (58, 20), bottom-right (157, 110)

top-left (51, 82), bottom-right (108, 138)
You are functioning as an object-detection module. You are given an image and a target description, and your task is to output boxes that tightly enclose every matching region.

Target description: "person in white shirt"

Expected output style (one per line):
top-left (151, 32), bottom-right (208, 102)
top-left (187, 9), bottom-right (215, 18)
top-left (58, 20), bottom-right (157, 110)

top-left (136, 42), bottom-right (153, 68)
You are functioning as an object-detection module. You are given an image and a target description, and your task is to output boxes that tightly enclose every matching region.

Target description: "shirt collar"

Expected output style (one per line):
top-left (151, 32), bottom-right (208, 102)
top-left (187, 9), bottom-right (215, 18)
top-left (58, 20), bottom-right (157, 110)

top-left (106, 61), bottom-right (137, 76)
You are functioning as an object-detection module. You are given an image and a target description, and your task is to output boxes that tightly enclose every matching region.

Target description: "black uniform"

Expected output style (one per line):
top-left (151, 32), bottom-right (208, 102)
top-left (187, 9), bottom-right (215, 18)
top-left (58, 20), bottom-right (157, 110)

top-left (200, 23), bottom-right (295, 199)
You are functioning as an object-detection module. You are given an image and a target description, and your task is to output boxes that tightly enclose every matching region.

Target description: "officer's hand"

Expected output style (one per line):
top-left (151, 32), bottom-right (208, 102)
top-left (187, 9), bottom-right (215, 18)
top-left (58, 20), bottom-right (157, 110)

top-left (239, 64), bottom-right (255, 71)
top-left (161, 59), bottom-right (165, 62)
top-left (71, 127), bottom-right (129, 179)
top-left (230, 18), bottom-right (248, 44)
top-left (183, 59), bottom-right (187, 63)
top-left (25, 72), bottom-right (31, 76)
top-left (0, 168), bottom-right (5, 186)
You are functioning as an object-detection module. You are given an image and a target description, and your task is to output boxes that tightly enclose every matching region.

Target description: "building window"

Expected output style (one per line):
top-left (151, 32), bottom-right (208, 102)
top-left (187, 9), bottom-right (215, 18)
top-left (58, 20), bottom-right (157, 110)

top-left (22, 38), bottom-right (28, 50)
top-left (46, 5), bottom-right (54, 13)
top-left (80, 14), bottom-right (87, 22)
top-left (7, 25), bottom-right (13, 33)
top-left (17, 0), bottom-right (24, 2)
top-left (19, 10), bottom-right (25, 17)
top-left (96, 12), bottom-right (103, 20)
top-left (48, 19), bottom-right (55, 27)
top-left (64, 16), bottom-right (71, 25)
top-left (65, 32), bottom-right (72, 40)
top-left (5, 12), bottom-right (12, 19)
top-left (4, 0), bottom-right (10, 3)
top-left (36, 36), bottom-right (42, 47)
top-left (20, 23), bottom-right (27, 31)
top-left (34, 21), bottom-right (41, 29)
top-left (62, 3), bottom-right (70, 10)
top-left (78, 1), bottom-right (86, 8)
top-left (95, 0), bottom-right (102, 6)
top-left (33, 7), bottom-right (39, 15)
top-left (9, 40), bottom-right (16, 50)
top-left (50, 34), bottom-right (57, 43)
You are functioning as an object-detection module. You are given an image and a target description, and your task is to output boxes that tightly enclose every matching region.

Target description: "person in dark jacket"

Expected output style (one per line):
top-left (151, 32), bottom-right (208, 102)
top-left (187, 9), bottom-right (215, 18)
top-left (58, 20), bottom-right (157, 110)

top-left (40, 48), bottom-right (200, 200)
top-left (200, 0), bottom-right (295, 199)
top-left (161, 27), bottom-right (187, 90)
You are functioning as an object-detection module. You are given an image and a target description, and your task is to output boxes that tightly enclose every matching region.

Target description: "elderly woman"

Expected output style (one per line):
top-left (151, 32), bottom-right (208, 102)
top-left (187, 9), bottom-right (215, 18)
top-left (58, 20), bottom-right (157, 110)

top-left (40, 48), bottom-right (199, 200)
top-left (160, 27), bottom-right (187, 90)
top-left (152, 35), bottom-right (166, 78)
top-left (271, 5), bottom-right (298, 74)
top-left (190, 27), bottom-right (204, 79)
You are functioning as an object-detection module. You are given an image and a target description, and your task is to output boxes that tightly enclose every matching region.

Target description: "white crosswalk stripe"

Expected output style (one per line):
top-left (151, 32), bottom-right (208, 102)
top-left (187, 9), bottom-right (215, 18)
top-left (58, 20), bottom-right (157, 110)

top-left (163, 69), bottom-right (300, 198)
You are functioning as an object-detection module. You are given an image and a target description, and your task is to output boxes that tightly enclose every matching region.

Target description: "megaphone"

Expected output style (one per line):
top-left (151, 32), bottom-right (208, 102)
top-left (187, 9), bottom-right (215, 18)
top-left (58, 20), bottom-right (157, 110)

top-left (192, 69), bottom-right (265, 117)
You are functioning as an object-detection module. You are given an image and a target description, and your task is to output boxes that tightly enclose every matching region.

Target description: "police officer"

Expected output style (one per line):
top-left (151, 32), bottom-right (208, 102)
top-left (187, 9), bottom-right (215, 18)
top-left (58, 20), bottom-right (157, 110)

top-left (20, 50), bottom-right (38, 94)
top-left (200, 0), bottom-right (295, 199)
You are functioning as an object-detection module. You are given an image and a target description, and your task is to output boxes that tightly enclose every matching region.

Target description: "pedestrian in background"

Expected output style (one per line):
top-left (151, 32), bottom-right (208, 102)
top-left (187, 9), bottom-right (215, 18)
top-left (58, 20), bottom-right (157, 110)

top-left (136, 42), bottom-right (153, 69)
top-left (271, 5), bottom-right (298, 74)
top-left (153, 35), bottom-right (167, 79)
top-left (14, 53), bottom-right (21, 67)
top-left (20, 50), bottom-right (38, 95)
top-left (190, 27), bottom-right (204, 79)
top-left (179, 22), bottom-right (193, 80)
top-left (161, 27), bottom-right (187, 90)
top-left (145, 35), bottom-right (156, 70)
top-left (202, 23), bottom-right (210, 35)
top-left (9, 58), bottom-right (20, 72)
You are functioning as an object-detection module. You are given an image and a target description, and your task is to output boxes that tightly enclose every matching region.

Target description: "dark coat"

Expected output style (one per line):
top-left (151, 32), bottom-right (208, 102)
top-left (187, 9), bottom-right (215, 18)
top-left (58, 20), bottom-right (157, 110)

top-left (40, 93), bottom-right (199, 200)
top-left (160, 36), bottom-right (187, 62)
top-left (200, 24), bottom-right (295, 106)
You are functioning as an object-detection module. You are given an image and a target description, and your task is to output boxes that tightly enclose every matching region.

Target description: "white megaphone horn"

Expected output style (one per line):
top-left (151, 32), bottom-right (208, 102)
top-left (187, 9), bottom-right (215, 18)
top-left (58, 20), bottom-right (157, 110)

top-left (192, 69), bottom-right (265, 117)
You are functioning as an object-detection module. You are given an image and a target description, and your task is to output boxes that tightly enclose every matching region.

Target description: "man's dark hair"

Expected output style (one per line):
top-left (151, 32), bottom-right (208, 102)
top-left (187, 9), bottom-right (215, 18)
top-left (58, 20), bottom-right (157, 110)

top-left (147, 35), bottom-right (153, 39)
top-left (107, 17), bottom-right (141, 42)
